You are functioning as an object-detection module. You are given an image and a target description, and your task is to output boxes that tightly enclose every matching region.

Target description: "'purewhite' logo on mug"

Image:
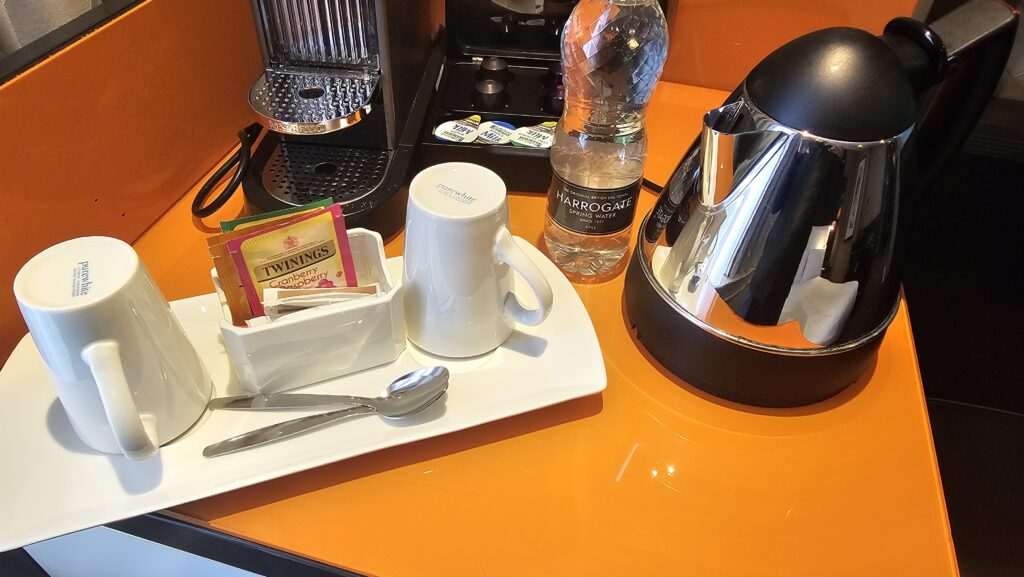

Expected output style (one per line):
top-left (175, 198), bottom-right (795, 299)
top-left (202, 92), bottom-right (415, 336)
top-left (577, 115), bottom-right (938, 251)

top-left (436, 183), bottom-right (477, 205)
top-left (71, 261), bottom-right (92, 297)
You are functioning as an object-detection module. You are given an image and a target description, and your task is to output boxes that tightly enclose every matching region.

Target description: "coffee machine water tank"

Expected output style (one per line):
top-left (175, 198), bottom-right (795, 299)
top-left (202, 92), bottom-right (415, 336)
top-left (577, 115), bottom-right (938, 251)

top-left (623, 0), bottom-right (1019, 407)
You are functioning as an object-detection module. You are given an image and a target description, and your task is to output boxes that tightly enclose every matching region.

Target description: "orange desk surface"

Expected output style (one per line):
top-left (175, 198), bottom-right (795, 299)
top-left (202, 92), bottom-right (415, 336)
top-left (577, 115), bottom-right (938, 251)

top-left (134, 82), bottom-right (957, 577)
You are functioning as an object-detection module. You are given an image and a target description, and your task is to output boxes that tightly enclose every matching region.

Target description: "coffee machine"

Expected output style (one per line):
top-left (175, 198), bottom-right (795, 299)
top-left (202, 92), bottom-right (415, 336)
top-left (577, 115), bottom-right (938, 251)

top-left (623, 0), bottom-right (1019, 407)
top-left (194, 0), bottom-right (440, 229)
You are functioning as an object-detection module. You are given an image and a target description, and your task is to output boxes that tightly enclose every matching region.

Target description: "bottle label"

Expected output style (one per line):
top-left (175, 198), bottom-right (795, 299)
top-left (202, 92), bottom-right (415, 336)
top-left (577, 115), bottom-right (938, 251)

top-left (546, 173), bottom-right (641, 235)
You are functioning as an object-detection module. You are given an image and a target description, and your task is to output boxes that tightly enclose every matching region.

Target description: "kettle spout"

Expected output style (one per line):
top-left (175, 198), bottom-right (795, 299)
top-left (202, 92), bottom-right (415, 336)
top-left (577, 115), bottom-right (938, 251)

top-left (699, 102), bottom-right (792, 207)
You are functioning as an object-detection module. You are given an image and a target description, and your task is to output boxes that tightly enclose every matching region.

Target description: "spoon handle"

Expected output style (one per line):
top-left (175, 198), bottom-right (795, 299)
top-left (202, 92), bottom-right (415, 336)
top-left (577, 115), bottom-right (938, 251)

top-left (209, 393), bottom-right (378, 411)
top-left (203, 405), bottom-right (376, 458)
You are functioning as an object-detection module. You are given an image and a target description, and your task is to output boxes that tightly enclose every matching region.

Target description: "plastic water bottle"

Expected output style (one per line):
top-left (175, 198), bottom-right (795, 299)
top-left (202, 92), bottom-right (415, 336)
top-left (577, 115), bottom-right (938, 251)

top-left (543, 0), bottom-right (668, 281)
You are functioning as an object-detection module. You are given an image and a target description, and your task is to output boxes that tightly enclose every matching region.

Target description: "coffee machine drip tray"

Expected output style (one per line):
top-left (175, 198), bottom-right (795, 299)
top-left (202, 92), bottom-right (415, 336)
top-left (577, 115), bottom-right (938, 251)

top-left (249, 69), bottom-right (378, 136)
top-left (259, 141), bottom-right (390, 206)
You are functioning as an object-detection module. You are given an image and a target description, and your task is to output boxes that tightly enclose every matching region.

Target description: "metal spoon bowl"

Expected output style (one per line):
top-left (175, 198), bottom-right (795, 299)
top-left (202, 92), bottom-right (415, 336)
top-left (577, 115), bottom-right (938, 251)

top-left (367, 366), bottom-right (449, 418)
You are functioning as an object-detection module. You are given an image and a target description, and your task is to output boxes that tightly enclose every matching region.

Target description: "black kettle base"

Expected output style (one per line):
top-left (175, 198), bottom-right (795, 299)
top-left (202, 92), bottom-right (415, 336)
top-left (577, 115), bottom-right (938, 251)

top-left (623, 250), bottom-right (885, 408)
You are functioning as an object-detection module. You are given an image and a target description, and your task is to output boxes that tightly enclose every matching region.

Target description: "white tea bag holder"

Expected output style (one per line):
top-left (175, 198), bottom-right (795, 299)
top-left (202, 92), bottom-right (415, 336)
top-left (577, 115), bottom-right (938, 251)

top-left (212, 228), bottom-right (405, 394)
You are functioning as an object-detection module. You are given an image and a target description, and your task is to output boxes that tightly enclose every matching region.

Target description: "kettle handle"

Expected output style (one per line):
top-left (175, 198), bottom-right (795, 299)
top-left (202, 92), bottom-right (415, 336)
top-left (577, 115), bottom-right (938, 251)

top-left (883, 0), bottom-right (1019, 198)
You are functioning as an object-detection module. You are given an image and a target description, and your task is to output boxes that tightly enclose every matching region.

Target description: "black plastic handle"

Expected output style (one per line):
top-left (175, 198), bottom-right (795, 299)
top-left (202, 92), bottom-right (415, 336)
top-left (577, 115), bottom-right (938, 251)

top-left (885, 0), bottom-right (1019, 199)
top-left (929, 0), bottom-right (1020, 58)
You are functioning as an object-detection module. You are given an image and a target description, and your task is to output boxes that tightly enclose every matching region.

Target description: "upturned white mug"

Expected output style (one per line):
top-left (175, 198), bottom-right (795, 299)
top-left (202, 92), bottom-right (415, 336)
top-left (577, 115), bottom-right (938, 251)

top-left (14, 237), bottom-right (211, 460)
top-left (404, 163), bottom-right (554, 357)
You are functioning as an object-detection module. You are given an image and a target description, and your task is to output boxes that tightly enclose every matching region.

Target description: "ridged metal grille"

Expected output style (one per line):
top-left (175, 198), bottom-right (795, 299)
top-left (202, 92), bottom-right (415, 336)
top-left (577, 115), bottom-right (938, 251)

top-left (262, 0), bottom-right (379, 70)
top-left (249, 70), bottom-right (377, 133)
top-left (262, 142), bottom-right (390, 205)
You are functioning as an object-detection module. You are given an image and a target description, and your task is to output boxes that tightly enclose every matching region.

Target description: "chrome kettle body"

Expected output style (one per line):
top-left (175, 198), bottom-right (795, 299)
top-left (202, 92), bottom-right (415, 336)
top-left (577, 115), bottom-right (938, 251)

top-left (623, 0), bottom-right (1018, 407)
top-left (650, 96), bottom-right (909, 351)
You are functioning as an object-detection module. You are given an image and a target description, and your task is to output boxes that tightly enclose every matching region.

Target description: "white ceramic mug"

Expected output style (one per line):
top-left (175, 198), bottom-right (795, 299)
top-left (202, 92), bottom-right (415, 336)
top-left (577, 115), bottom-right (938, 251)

top-left (14, 237), bottom-right (211, 460)
top-left (404, 163), bottom-right (554, 357)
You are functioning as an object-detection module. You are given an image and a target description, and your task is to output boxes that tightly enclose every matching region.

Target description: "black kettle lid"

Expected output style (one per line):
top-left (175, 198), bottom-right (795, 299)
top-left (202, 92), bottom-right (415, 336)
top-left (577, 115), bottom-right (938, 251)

top-left (744, 27), bottom-right (917, 142)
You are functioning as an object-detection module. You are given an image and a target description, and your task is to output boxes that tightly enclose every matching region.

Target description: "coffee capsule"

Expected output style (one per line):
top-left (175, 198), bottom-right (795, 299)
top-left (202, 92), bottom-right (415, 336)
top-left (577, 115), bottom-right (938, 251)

top-left (474, 79), bottom-right (507, 110)
top-left (433, 115), bottom-right (482, 143)
top-left (479, 57), bottom-right (511, 83)
top-left (478, 120), bottom-right (516, 145)
top-left (510, 121), bottom-right (556, 148)
top-left (546, 83), bottom-right (565, 115)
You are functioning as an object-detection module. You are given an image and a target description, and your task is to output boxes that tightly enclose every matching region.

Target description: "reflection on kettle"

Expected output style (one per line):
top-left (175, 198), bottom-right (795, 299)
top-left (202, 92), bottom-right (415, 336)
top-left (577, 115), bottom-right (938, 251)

top-left (654, 99), bottom-right (906, 349)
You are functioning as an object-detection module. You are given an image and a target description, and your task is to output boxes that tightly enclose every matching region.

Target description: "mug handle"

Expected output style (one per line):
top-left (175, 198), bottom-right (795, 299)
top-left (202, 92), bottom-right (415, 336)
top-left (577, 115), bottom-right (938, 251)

top-left (493, 228), bottom-right (554, 326)
top-left (81, 340), bottom-right (159, 461)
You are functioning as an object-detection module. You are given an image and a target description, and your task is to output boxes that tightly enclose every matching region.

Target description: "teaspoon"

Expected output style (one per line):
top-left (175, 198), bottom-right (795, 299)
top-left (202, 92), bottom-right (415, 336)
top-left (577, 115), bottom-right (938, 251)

top-left (203, 367), bottom-right (449, 458)
top-left (208, 366), bottom-right (447, 412)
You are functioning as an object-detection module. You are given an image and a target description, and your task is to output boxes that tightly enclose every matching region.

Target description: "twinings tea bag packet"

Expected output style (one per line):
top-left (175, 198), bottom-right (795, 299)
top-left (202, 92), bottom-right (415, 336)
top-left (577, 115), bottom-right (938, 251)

top-left (227, 204), bottom-right (357, 317)
top-left (211, 249), bottom-right (251, 326)
top-left (208, 206), bottom-right (335, 325)
top-left (219, 198), bottom-right (333, 232)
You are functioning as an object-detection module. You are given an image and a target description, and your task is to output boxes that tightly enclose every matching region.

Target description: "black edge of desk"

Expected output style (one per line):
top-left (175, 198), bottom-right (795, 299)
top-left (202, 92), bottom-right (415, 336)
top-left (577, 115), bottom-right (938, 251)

top-left (108, 514), bottom-right (367, 577)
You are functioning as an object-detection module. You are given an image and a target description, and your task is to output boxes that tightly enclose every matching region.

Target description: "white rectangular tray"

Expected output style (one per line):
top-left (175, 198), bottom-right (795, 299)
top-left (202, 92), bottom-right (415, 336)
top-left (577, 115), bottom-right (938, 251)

top-left (0, 238), bottom-right (605, 551)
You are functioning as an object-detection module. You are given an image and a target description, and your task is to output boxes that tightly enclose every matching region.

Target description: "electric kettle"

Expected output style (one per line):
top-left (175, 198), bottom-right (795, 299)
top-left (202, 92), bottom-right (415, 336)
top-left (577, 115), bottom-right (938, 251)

top-left (624, 0), bottom-right (1019, 407)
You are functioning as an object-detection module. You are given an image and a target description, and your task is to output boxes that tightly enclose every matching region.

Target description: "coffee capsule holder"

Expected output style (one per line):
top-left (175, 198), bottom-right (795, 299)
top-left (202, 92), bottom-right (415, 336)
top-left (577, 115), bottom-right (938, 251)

top-left (419, 0), bottom-right (568, 192)
top-left (211, 228), bottom-right (405, 394)
top-left (422, 59), bottom-right (563, 194)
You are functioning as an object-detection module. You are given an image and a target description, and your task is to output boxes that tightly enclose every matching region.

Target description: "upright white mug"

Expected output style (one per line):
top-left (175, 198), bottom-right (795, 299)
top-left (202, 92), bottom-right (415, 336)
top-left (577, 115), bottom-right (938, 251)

top-left (404, 163), bottom-right (554, 357)
top-left (14, 237), bottom-right (211, 460)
